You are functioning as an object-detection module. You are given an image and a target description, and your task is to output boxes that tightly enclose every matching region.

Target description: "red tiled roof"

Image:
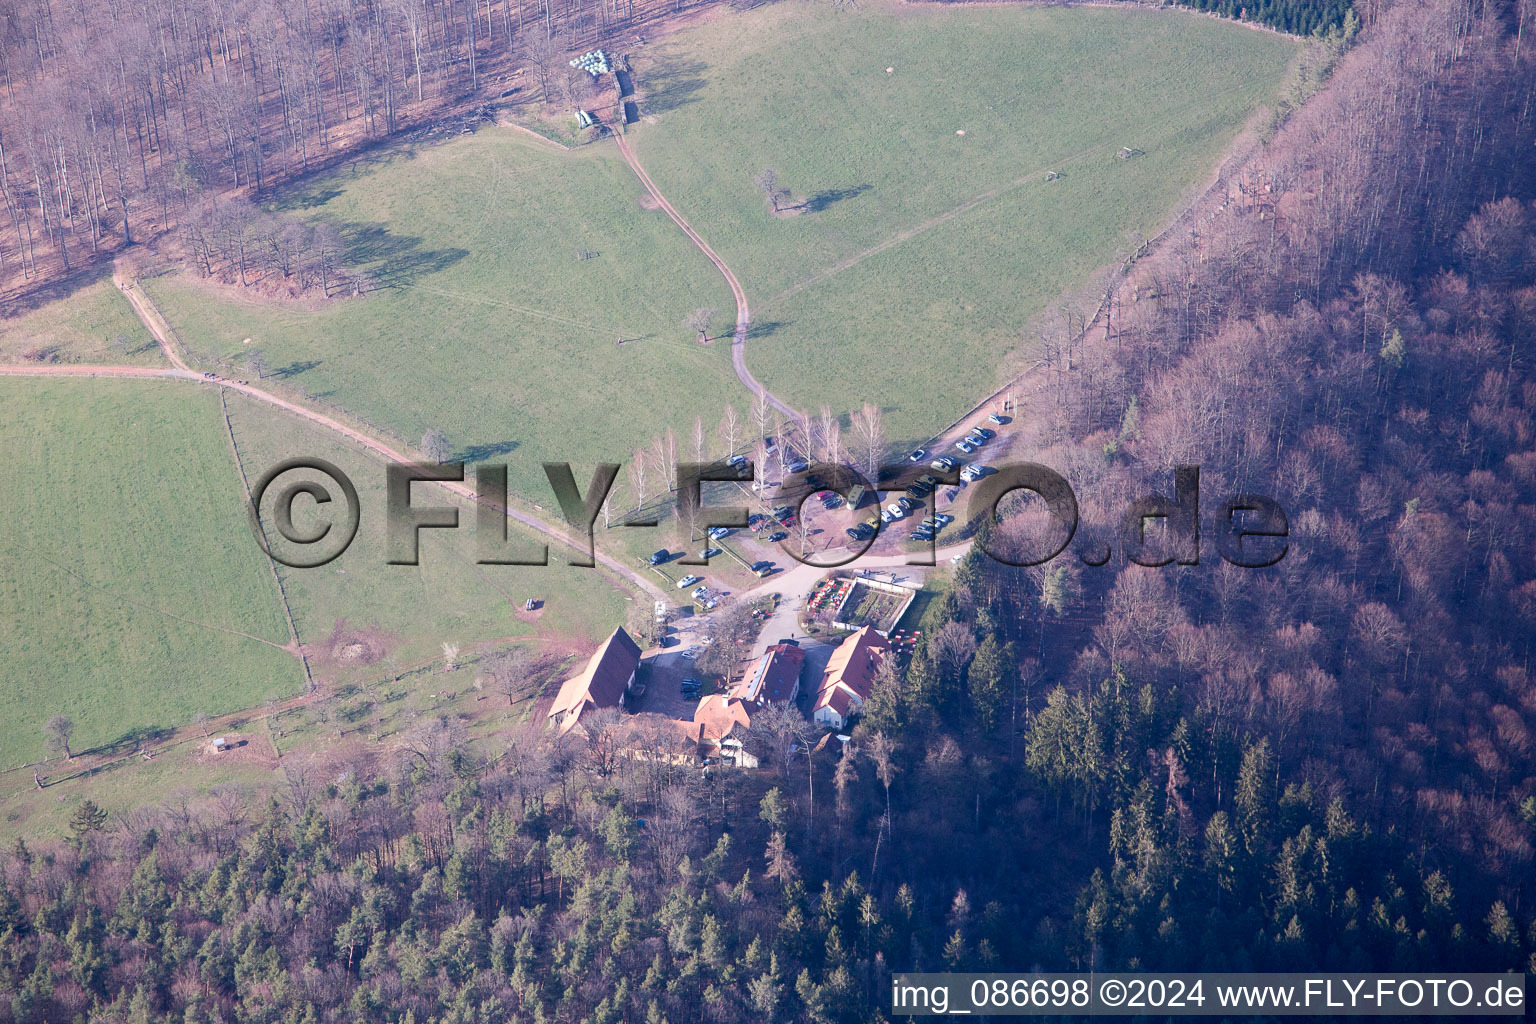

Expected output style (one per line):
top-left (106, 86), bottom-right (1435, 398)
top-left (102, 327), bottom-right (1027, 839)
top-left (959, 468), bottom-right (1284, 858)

top-left (548, 627), bottom-right (640, 733)
top-left (814, 685), bottom-right (854, 717)
top-left (817, 626), bottom-right (889, 703)
top-left (731, 641), bottom-right (805, 704)
top-left (693, 693), bottom-right (753, 746)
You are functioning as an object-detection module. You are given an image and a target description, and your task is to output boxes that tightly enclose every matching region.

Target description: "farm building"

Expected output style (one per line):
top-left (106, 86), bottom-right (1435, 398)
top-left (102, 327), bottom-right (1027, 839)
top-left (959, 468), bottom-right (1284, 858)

top-left (730, 640), bottom-right (805, 705)
top-left (546, 627), bottom-right (641, 736)
top-left (812, 626), bottom-right (890, 730)
top-left (691, 694), bottom-right (759, 768)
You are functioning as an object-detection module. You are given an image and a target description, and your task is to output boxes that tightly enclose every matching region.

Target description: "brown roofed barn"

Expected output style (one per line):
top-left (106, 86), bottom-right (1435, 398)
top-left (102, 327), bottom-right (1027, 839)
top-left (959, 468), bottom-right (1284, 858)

top-left (546, 627), bottom-right (641, 736)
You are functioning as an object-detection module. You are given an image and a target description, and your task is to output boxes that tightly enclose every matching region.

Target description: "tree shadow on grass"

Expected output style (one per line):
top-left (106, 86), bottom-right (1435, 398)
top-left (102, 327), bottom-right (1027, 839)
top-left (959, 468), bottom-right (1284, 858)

top-left (85, 724), bottom-right (174, 759)
top-left (746, 320), bottom-right (790, 340)
top-left (456, 440), bottom-right (522, 462)
top-left (327, 221), bottom-right (469, 289)
top-left (270, 360), bottom-right (323, 379)
top-left (0, 264), bottom-right (116, 322)
top-left (638, 58), bottom-right (709, 115)
top-left (799, 184), bottom-right (872, 214)
top-left (285, 187), bottom-right (345, 211)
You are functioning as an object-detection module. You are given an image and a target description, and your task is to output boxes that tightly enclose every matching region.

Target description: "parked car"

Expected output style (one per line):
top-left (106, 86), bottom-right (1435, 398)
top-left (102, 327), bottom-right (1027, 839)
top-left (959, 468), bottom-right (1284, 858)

top-left (988, 413), bottom-right (1007, 425)
top-left (772, 506), bottom-right (793, 520)
top-left (698, 547), bottom-right (722, 560)
top-left (748, 513), bottom-right (768, 530)
top-left (973, 427), bottom-right (995, 439)
top-left (692, 586), bottom-right (709, 600)
top-left (907, 448), bottom-right (926, 462)
top-left (955, 440), bottom-right (976, 454)
top-left (931, 457), bottom-right (958, 471)
top-left (965, 433), bottom-right (987, 447)
top-left (726, 453), bottom-right (748, 468)
top-left (786, 461), bottom-right (808, 474)
top-left (935, 512), bottom-right (955, 526)
top-left (681, 648), bottom-right (697, 659)
top-left (846, 525), bottom-right (872, 541)
top-left (751, 561), bottom-right (774, 577)
top-left (880, 509), bottom-right (896, 524)
top-left (910, 529), bottom-right (934, 542)
top-left (768, 530), bottom-right (788, 542)
top-left (707, 526), bottom-right (732, 539)
top-left (822, 495), bottom-right (844, 509)
top-left (896, 496), bottom-right (919, 511)
top-left (905, 483), bottom-right (931, 499)
top-left (676, 575), bottom-right (703, 589)
top-left (648, 549), bottom-right (670, 566)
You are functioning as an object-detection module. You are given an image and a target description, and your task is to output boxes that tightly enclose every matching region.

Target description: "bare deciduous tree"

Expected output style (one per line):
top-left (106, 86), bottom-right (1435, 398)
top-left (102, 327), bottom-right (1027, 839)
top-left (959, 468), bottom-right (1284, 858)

top-left (686, 307), bottom-right (716, 344)
top-left (752, 168), bottom-right (790, 213)
top-left (44, 714), bottom-right (74, 760)
top-left (422, 428), bottom-right (451, 464)
top-left (849, 402), bottom-right (886, 480)
top-left (717, 403), bottom-right (741, 458)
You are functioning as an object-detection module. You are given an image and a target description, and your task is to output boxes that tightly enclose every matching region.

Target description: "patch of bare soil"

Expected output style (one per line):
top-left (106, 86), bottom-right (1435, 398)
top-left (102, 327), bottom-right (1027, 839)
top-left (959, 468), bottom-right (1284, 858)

top-left (197, 733), bottom-right (268, 766)
top-left (309, 620), bottom-right (396, 669)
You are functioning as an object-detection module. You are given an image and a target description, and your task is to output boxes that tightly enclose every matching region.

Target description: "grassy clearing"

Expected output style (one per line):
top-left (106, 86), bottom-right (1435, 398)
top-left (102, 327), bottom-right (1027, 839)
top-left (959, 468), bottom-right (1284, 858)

top-left (132, 2), bottom-right (1292, 499)
top-left (625, 0), bottom-right (1298, 441)
top-left (0, 269), bottom-right (164, 365)
top-left (223, 390), bottom-right (630, 678)
top-left (141, 130), bottom-right (741, 502)
top-left (0, 379), bottom-right (299, 765)
top-left (0, 647), bottom-right (575, 842)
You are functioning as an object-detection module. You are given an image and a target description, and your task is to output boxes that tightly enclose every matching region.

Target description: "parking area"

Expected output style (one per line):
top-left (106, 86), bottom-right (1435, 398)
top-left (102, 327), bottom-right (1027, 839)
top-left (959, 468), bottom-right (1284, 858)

top-left (632, 646), bottom-right (716, 720)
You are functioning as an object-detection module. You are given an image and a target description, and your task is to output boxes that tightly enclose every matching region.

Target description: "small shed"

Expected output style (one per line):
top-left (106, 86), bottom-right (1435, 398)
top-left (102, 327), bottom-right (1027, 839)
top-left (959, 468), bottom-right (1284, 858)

top-left (211, 737), bottom-right (229, 752)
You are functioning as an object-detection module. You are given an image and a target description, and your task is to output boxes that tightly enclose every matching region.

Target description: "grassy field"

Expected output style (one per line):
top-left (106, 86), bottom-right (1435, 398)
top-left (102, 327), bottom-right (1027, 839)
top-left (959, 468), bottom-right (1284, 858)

top-left (625, 0), bottom-right (1298, 442)
top-left (0, 647), bottom-right (573, 842)
top-left (133, 1), bottom-right (1294, 496)
top-left (0, 374), bottom-right (632, 770)
top-left (141, 130), bottom-right (742, 502)
top-left (222, 390), bottom-right (631, 677)
top-left (0, 269), bottom-right (164, 366)
top-left (0, 379), bottom-right (300, 765)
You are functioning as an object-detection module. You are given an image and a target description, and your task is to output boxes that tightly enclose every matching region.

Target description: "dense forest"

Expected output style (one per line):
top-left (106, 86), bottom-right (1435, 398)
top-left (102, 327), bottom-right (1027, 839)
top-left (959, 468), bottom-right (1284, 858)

top-left (1169, 0), bottom-right (1354, 35)
top-left (2, 0), bottom-right (1535, 1021)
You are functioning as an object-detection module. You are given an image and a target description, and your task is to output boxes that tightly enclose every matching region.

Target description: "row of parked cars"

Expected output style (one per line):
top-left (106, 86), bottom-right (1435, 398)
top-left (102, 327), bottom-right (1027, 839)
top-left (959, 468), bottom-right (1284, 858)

top-left (910, 512), bottom-right (955, 543)
top-left (904, 413), bottom-right (1007, 464)
top-left (850, 415), bottom-right (1009, 542)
